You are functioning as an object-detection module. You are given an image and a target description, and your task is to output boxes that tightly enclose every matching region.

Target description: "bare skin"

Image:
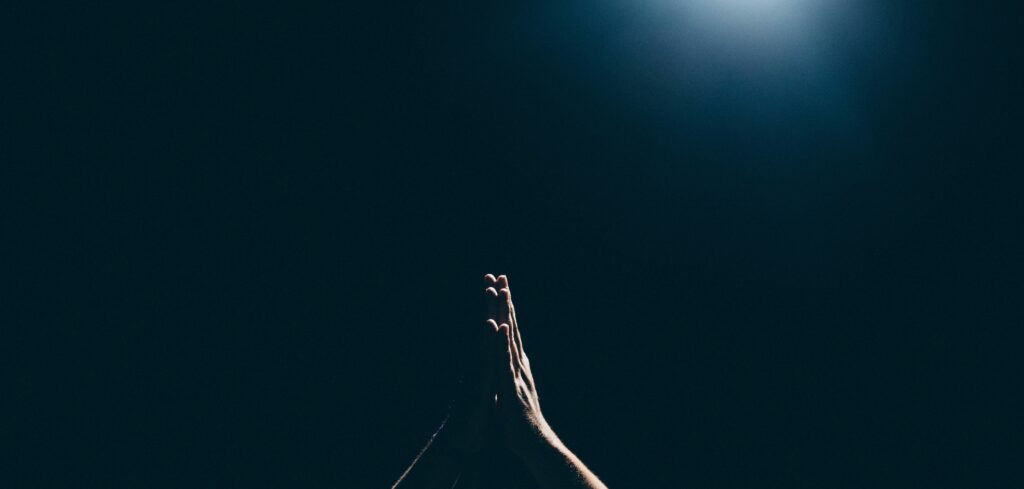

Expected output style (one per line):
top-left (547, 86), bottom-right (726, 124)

top-left (392, 274), bottom-right (607, 489)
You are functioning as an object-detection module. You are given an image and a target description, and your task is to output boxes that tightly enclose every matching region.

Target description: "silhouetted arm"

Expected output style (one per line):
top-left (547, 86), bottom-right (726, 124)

top-left (486, 275), bottom-right (608, 489)
top-left (390, 414), bottom-right (474, 489)
top-left (518, 429), bottom-right (608, 489)
top-left (392, 284), bottom-right (497, 489)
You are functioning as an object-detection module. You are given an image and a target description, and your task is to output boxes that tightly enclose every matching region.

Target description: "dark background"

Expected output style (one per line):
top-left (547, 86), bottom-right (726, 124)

top-left (8, 2), bottom-right (1021, 488)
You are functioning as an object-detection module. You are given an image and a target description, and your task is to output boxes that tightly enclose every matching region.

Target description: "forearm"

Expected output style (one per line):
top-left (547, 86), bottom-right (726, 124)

top-left (519, 427), bottom-right (608, 489)
top-left (391, 415), bottom-right (471, 489)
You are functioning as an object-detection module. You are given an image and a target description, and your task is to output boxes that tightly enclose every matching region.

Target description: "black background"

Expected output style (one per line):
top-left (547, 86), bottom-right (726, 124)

top-left (8, 2), bottom-right (1021, 488)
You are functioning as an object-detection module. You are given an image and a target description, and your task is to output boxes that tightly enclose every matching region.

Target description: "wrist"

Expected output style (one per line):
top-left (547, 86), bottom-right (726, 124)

top-left (517, 417), bottom-right (562, 455)
top-left (517, 425), bottom-right (586, 486)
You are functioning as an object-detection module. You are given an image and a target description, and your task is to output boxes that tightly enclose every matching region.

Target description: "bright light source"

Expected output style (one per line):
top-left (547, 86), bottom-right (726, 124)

top-left (624, 0), bottom-right (847, 74)
top-left (686, 0), bottom-right (814, 47)
top-left (712, 0), bottom-right (804, 14)
top-left (583, 0), bottom-right (865, 110)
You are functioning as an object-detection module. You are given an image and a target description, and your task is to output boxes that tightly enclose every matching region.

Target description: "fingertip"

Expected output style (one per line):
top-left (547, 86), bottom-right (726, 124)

top-left (497, 275), bottom-right (508, 287)
top-left (493, 323), bottom-right (509, 347)
top-left (485, 287), bottom-right (499, 297)
top-left (484, 273), bottom-right (497, 284)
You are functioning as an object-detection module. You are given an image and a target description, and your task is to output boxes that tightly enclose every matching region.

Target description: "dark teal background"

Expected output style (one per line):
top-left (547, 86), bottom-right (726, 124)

top-left (8, 2), bottom-right (1020, 488)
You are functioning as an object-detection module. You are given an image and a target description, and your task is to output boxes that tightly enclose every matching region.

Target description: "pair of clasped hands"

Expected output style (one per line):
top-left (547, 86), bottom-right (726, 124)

top-left (392, 274), bottom-right (607, 489)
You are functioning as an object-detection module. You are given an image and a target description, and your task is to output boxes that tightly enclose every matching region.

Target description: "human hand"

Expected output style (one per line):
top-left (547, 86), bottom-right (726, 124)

top-left (442, 281), bottom-right (503, 453)
top-left (395, 274), bottom-right (607, 489)
top-left (484, 274), bottom-right (554, 456)
top-left (390, 281), bottom-right (500, 488)
top-left (484, 274), bottom-right (608, 488)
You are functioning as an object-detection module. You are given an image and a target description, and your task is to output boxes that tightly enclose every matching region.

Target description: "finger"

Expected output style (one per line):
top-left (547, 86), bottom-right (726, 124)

top-left (496, 276), bottom-right (513, 324)
top-left (498, 276), bottom-right (519, 329)
top-left (500, 287), bottom-right (525, 360)
top-left (485, 287), bottom-right (499, 321)
top-left (497, 286), bottom-right (511, 324)
top-left (498, 323), bottom-right (517, 378)
top-left (484, 274), bottom-right (499, 320)
top-left (497, 287), bottom-right (517, 357)
top-left (486, 319), bottom-right (500, 333)
top-left (498, 277), bottom-right (525, 357)
top-left (484, 274), bottom-right (499, 306)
